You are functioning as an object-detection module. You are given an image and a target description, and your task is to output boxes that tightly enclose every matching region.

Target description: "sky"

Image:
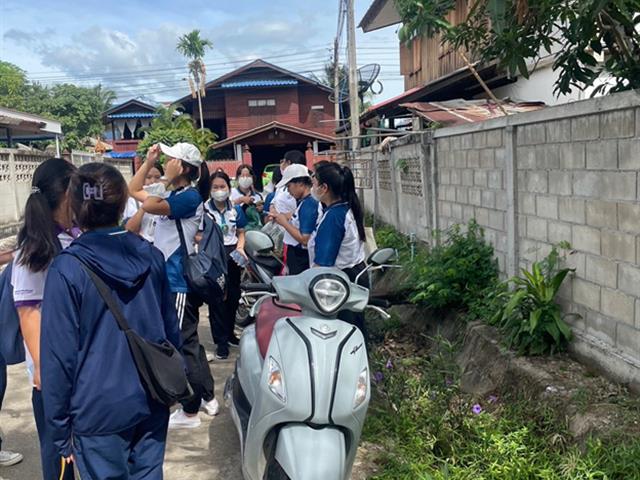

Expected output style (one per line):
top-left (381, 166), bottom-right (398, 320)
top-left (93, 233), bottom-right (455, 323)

top-left (0, 0), bottom-right (404, 106)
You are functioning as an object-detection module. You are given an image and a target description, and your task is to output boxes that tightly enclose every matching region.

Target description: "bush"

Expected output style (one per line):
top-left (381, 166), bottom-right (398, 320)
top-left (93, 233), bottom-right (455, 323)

top-left (411, 220), bottom-right (498, 310)
top-left (491, 244), bottom-right (577, 355)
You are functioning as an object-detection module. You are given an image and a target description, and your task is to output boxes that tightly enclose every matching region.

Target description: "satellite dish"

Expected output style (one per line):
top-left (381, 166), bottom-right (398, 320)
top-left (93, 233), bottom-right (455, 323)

top-left (329, 63), bottom-right (384, 104)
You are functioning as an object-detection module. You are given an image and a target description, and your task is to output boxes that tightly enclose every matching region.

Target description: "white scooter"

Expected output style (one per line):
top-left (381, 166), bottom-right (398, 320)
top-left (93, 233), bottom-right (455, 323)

top-left (224, 249), bottom-right (395, 480)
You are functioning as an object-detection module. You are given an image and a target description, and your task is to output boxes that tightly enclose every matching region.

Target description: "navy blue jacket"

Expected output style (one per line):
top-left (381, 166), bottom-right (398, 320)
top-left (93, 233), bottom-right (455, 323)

top-left (40, 228), bottom-right (181, 456)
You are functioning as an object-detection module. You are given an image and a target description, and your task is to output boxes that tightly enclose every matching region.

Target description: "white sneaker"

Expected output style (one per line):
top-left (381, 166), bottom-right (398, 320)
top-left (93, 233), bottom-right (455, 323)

top-left (206, 352), bottom-right (215, 363)
top-left (0, 450), bottom-right (23, 467)
top-left (201, 398), bottom-right (220, 416)
top-left (168, 408), bottom-right (201, 429)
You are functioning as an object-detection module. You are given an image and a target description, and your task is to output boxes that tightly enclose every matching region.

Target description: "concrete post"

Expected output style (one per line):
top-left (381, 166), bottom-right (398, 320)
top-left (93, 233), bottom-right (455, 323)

top-left (505, 125), bottom-right (519, 278)
top-left (8, 151), bottom-right (20, 222)
top-left (421, 132), bottom-right (435, 234)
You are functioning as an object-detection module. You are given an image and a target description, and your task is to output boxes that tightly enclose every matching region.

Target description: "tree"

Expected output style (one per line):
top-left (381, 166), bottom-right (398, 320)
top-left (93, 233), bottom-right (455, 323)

top-left (394, 0), bottom-right (640, 96)
top-left (136, 104), bottom-right (216, 159)
top-left (0, 61), bottom-right (28, 110)
top-left (176, 30), bottom-right (213, 130)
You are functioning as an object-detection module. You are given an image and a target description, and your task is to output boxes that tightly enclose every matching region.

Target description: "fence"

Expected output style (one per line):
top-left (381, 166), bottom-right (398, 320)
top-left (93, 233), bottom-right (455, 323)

top-left (360, 90), bottom-right (640, 390)
top-left (0, 150), bottom-right (133, 229)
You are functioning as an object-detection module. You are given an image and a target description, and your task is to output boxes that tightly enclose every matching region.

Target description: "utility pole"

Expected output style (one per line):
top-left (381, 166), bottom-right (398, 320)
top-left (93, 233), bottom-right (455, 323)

top-left (346, 0), bottom-right (361, 150)
top-left (333, 37), bottom-right (341, 133)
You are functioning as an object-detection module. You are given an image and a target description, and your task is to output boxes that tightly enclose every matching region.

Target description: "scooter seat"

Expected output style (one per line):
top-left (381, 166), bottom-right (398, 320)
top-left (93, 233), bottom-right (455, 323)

top-left (248, 252), bottom-right (282, 275)
top-left (256, 299), bottom-right (303, 358)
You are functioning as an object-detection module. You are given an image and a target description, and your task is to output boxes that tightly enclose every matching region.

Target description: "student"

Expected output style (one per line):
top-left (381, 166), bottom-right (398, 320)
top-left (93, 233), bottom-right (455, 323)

top-left (11, 157), bottom-right (77, 480)
top-left (129, 143), bottom-right (218, 429)
top-left (272, 164), bottom-right (319, 275)
top-left (40, 162), bottom-right (182, 479)
top-left (125, 163), bottom-right (164, 242)
top-left (231, 164), bottom-right (263, 206)
top-left (272, 150), bottom-right (306, 217)
top-left (205, 171), bottom-right (248, 359)
top-left (308, 162), bottom-right (367, 332)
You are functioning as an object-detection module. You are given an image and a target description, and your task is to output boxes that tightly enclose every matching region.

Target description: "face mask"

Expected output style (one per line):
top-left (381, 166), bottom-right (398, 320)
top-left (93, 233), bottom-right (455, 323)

top-left (311, 186), bottom-right (322, 203)
top-left (238, 177), bottom-right (253, 190)
top-left (212, 190), bottom-right (229, 202)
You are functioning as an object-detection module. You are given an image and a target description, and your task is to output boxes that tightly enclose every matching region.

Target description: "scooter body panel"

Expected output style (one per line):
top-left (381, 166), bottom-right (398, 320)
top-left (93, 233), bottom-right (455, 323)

top-left (238, 316), bottom-right (369, 480)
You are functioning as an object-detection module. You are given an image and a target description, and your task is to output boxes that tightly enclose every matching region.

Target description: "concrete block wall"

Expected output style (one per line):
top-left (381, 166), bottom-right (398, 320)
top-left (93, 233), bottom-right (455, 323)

top-left (436, 128), bottom-right (508, 272)
top-left (362, 90), bottom-right (640, 389)
top-left (0, 150), bottom-right (49, 225)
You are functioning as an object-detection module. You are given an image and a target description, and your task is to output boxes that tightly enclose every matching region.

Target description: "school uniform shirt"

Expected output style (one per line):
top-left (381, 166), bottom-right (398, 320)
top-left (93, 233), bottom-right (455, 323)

top-left (308, 202), bottom-right (365, 269)
top-left (40, 228), bottom-right (181, 457)
top-left (153, 187), bottom-right (203, 293)
top-left (203, 199), bottom-right (248, 247)
top-left (230, 187), bottom-right (263, 205)
top-left (272, 186), bottom-right (297, 215)
top-left (263, 191), bottom-right (276, 215)
top-left (11, 227), bottom-right (81, 386)
top-left (123, 197), bottom-right (159, 243)
top-left (283, 195), bottom-right (320, 248)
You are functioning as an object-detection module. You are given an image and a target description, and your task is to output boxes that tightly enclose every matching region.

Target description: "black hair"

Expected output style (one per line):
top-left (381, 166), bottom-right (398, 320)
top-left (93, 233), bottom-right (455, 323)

top-left (150, 163), bottom-right (164, 176)
top-left (210, 170), bottom-right (232, 190)
top-left (289, 176), bottom-right (312, 187)
top-left (70, 163), bottom-right (128, 231)
top-left (17, 158), bottom-right (77, 272)
top-left (236, 163), bottom-right (255, 178)
top-left (182, 161), bottom-right (211, 202)
top-left (283, 150), bottom-right (306, 166)
top-left (271, 168), bottom-right (283, 186)
top-left (314, 163), bottom-right (365, 241)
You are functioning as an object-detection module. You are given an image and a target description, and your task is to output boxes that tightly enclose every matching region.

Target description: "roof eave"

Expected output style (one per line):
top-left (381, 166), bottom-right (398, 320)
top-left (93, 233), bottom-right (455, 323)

top-left (359, 0), bottom-right (402, 33)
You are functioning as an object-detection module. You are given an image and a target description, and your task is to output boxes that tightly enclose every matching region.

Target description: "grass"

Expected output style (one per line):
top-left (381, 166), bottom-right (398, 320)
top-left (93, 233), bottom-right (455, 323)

top-left (363, 330), bottom-right (640, 480)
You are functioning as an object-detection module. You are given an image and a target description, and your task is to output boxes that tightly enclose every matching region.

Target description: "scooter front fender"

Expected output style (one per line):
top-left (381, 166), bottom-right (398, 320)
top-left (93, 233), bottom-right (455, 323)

top-left (275, 424), bottom-right (346, 480)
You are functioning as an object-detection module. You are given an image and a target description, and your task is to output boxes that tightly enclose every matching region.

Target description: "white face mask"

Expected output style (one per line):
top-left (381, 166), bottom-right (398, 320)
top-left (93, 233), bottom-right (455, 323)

top-left (311, 186), bottom-right (322, 203)
top-left (212, 190), bottom-right (229, 202)
top-left (238, 177), bottom-right (253, 190)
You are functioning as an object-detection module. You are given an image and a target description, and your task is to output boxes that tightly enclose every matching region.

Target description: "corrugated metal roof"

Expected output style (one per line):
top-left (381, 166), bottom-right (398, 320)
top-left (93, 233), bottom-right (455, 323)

top-left (220, 79), bottom-right (298, 89)
top-left (107, 112), bottom-right (159, 119)
top-left (107, 151), bottom-right (137, 159)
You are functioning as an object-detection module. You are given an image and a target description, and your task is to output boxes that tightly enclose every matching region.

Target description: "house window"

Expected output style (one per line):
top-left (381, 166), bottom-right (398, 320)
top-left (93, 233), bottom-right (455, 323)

top-left (248, 99), bottom-right (276, 107)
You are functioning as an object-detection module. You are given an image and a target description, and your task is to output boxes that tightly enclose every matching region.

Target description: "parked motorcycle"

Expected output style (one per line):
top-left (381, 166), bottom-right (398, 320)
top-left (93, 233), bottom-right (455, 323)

top-left (224, 248), bottom-right (396, 480)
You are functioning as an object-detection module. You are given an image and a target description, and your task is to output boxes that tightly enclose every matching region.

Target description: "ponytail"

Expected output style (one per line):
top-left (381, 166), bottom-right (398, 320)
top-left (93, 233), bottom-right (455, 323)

top-left (314, 162), bottom-right (366, 242)
top-left (341, 166), bottom-right (366, 242)
top-left (197, 162), bottom-right (211, 202)
top-left (17, 158), bottom-right (77, 272)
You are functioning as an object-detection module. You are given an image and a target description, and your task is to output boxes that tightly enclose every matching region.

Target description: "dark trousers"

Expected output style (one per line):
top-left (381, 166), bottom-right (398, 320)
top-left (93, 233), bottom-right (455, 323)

top-left (174, 292), bottom-right (215, 414)
top-left (33, 388), bottom-right (74, 480)
top-left (208, 246), bottom-right (242, 351)
top-left (340, 262), bottom-right (369, 340)
top-left (285, 244), bottom-right (310, 276)
top-left (0, 355), bottom-right (5, 451)
top-left (73, 404), bottom-right (169, 480)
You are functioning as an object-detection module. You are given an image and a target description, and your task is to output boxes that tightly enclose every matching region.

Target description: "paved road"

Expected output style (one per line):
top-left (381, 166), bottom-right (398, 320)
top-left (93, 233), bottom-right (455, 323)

top-left (0, 322), bottom-right (242, 480)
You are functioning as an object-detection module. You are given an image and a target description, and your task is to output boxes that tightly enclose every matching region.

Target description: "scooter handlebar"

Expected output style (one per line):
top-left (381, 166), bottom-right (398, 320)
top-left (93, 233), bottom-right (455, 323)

top-left (369, 298), bottom-right (391, 309)
top-left (241, 282), bottom-right (273, 293)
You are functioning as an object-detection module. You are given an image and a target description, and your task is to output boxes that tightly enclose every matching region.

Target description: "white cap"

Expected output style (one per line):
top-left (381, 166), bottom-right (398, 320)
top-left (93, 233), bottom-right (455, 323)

top-left (276, 164), bottom-right (311, 188)
top-left (159, 143), bottom-right (202, 167)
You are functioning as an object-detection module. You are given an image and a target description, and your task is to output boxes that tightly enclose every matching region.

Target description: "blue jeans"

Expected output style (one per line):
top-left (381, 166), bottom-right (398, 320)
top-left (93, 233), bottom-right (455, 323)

top-left (73, 404), bottom-right (169, 480)
top-left (0, 354), bottom-right (6, 451)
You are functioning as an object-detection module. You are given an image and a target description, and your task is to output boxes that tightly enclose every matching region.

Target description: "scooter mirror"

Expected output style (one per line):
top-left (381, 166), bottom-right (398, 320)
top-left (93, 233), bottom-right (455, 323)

top-left (245, 230), bottom-right (275, 257)
top-left (367, 248), bottom-right (396, 266)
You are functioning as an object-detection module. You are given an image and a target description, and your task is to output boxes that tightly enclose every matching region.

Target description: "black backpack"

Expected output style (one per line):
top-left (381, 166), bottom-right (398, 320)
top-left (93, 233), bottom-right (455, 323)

top-left (0, 263), bottom-right (26, 365)
top-left (176, 208), bottom-right (228, 301)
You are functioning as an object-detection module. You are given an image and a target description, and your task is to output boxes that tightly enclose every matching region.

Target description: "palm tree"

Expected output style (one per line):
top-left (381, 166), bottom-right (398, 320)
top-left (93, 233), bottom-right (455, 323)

top-left (176, 30), bottom-right (213, 130)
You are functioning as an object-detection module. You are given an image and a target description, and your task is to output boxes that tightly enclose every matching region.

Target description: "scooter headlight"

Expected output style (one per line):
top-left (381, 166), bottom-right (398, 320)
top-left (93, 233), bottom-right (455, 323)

top-left (309, 275), bottom-right (349, 315)
top-left (353, 367), bottom-right (369, 409)
top-left (268, 356), bottom-right (286, 403)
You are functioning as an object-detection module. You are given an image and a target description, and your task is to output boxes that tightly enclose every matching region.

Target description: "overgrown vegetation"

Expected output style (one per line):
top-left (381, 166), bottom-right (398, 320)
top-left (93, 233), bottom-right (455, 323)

top-left (365, 333), bottom-right (640, 479)
top-left (490, 243), bottom-right (577, 355)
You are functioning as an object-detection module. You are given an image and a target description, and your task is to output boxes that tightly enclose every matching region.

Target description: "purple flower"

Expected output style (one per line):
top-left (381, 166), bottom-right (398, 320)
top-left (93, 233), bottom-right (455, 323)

top-left (488, 395), bottom-right (498, 404)
top-left (472, 404), bottom-right (483, 415)
top-left (385, 359), bottom-right (393, 369)
top-left (445, 378), bottom-right (453, 387)
top-left (374, 371), bottom-right (384, 383)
